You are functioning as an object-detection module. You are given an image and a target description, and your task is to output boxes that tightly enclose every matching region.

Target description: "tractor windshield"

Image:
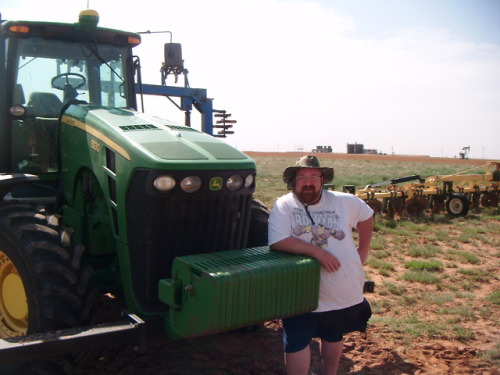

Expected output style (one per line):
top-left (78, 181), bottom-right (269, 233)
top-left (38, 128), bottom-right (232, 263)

top-left (15, 37), bottom-right (129, 111)
top-left (10, 37), bottom-right (130, 174)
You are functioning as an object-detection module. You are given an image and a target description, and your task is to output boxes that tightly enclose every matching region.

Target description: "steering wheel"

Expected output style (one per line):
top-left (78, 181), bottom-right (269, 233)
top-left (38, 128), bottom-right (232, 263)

top-left (51, 73), bottom-right (86, 90)
top-left (51, 73), bottom-right (86, 102)
top-left (50, 73), bottom-right (87, 90)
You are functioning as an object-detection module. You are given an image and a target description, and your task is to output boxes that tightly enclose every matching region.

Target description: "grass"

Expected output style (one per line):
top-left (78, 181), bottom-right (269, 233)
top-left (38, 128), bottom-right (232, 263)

top-left (422, 292), bottom-right (454, 305)
top-left (446, 249), bottom-right (481, 264)
top-left (457, 268), bottom-right (490, 283)
top-left (486, 291), bottom-right (500, 305)
top-left (250, 153), bottom-right (500, 368)
top-left (379, 281), bottom-right (407, 296)
top-left (404, 259), bottom-right (443, 271)
top-left (371, 313), bottom-right (448, 340)
top-left (250, 154), bottom-right (489, 208)
top-left (481, 343), bottom-right (500, 362)
top-left (366, 258), bottom-right (395, 276)
top-left (402, 270), bottom-right (442, 284)
top-left (408, 244), bottom-right (442, 258)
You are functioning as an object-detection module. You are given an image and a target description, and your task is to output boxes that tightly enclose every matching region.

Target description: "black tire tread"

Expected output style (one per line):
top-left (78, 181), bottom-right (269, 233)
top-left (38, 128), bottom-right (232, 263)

top-left (0, 201), bottom-right (95, 335)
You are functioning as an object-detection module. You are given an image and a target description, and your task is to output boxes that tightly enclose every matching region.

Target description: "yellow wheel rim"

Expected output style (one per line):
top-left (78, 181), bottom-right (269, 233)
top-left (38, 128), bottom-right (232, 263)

top-left (0, 251), bottom-right (28, 337)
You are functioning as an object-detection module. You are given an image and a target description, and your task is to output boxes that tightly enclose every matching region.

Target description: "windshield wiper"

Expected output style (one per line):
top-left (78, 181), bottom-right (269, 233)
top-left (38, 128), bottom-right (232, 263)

top-left (80, 40), bottom-right (123, 82)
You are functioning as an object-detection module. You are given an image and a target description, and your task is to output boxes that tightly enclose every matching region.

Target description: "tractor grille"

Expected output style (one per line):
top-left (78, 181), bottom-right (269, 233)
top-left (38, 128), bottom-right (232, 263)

top-left (126, 169), bottom-right (254, 311)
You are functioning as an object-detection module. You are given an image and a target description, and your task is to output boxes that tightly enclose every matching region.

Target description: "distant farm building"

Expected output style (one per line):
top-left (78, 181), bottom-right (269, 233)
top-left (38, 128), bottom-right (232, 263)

top-left (347, 143), bottom-right (378, 155)
top-left (312, 145), bottom-right (332, 153)
top-left (347, 143), bottom-right (364, 154)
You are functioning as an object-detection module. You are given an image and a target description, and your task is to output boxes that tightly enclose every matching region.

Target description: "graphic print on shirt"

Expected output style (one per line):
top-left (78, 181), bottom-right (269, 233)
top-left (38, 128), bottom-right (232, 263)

top-left (291, 207), bottom-right (345, 248)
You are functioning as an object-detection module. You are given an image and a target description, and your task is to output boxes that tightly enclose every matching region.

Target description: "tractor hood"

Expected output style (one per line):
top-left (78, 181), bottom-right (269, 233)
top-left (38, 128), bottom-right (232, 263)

top-left (61, 105), bottom-right (254, 171)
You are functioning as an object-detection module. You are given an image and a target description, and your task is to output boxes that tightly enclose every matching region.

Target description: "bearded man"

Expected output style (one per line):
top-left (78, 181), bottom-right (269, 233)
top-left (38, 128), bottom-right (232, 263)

top-left (268, 155), bottom-right (374, 375)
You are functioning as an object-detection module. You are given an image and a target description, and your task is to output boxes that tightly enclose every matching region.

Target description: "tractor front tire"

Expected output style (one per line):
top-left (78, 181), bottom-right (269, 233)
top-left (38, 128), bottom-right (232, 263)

top-left (0, 202), bottom-right (96, 373)
top-left (0, 202), bottom-right (95, 337)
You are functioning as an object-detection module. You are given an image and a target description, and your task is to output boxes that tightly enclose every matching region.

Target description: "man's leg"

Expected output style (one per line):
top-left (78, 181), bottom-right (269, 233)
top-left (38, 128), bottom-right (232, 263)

top-left (284, 345), bottom-right (310, 375)
top-left (320, 339), bottom-right (344, 375)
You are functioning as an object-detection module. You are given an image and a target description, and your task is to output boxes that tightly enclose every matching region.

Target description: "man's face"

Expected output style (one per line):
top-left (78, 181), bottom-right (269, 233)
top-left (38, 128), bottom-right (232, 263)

top-left (293, 168), bottom-right (323, 205)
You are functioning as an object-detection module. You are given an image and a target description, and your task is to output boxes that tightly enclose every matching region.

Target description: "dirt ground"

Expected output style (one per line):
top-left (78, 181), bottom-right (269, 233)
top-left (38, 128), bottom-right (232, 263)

top-left (69, 152), bottom-right (498, 375)
top-left (72, 295), bottom-right (498, 375)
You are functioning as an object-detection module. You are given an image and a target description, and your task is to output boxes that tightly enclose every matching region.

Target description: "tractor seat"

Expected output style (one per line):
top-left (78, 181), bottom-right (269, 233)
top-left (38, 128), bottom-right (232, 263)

top-left (27, 92), bottom-right (63, 118)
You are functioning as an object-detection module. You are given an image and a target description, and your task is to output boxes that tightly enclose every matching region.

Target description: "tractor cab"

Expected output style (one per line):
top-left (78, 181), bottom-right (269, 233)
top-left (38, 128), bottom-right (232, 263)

top-left (0, 12), bottom-right (140, 175)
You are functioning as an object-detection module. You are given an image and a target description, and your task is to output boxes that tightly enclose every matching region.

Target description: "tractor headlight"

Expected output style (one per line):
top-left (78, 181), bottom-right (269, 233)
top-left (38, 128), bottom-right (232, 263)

top-left (245, 174), bottom-right (254, 188)
top-left (226, 174), bottom-right (244, 191)
top-left (154, 175), bottom-right (176, 192)
top-left (180, 176), bottom-right (202, 193)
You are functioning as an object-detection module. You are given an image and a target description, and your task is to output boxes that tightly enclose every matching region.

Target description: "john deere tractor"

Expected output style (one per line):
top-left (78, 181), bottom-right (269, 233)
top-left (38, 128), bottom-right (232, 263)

top-left (0, 10), bottom-right (319, 371)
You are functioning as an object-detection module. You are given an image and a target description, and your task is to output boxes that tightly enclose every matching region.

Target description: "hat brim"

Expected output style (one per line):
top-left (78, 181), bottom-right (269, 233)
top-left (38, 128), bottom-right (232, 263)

top-left (283, 166), bottom-right (334, 189)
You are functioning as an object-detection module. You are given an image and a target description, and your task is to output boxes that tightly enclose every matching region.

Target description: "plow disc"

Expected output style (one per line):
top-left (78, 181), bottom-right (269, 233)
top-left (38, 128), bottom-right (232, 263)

top-left (470, 193), bottom-right (481, 209)
top-left (367, 199), bottom-right (383, 214)
top-left (386, 197), bottom-right (404, 220)
top-left (404, 197), bottom-right (429, 218)
top-left (431, 196), bottom-right (446, 214)
top-left (480, 192), bottom-right (499, 208)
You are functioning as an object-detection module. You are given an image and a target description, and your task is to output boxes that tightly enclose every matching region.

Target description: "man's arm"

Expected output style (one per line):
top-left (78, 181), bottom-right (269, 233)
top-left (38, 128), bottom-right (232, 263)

top-left (356, 215), bottom-right (374, 264)
top-left (271, 237), bottom-right (341, 273)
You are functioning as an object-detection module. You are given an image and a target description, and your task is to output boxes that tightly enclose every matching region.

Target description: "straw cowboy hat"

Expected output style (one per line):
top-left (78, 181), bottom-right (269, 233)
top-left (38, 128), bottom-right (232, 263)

top-left (283, 155), bottom-right (334, 189)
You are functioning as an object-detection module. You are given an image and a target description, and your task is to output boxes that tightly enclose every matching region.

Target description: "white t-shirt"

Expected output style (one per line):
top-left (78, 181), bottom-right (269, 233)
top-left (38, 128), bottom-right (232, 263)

top-left (268, 190), bottom-right (373, 312)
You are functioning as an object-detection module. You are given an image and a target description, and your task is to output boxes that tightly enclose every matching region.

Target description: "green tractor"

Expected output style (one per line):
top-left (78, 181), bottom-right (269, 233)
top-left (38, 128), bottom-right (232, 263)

top-left (0, 9), bottom-right (319, 372)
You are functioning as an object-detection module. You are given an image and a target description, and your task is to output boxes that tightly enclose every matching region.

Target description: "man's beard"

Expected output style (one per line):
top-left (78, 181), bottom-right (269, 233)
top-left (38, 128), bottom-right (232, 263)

top-left (295, 185), bottom-right (322, 205)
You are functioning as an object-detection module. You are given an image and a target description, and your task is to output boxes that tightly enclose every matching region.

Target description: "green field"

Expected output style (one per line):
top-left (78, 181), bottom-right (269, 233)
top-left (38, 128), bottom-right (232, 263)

top-left (250, 153), bottom-right (490, 208)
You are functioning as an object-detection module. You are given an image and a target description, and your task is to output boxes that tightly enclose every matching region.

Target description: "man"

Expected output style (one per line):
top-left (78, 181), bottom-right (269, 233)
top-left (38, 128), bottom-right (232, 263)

top-left (268, 155), bottom-right (374, 375)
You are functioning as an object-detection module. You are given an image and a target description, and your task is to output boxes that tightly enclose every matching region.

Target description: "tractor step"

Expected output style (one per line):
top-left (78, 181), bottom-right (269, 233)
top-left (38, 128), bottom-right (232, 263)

top-left (0, 313), bottom-right (146, 365)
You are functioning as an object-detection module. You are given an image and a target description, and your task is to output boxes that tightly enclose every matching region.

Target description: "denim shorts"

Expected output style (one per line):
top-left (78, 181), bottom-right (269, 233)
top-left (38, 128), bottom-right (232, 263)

top-left (282, 298), bottom-right (372, 353)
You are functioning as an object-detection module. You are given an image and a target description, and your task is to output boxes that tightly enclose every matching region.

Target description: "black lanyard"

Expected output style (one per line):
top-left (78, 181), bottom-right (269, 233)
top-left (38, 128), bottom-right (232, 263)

top-left (301, 190), bottom-right (322, 225)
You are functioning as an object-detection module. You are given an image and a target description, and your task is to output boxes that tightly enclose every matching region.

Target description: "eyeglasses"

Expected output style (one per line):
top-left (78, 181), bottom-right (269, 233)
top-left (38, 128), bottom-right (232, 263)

top-left (294, 175), bottom-right (322, 182)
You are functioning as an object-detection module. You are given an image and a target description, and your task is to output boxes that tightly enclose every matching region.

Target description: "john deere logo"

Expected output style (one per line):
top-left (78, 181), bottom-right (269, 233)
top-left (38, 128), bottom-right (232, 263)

top-left (209, 177), bottom-right (223, 191)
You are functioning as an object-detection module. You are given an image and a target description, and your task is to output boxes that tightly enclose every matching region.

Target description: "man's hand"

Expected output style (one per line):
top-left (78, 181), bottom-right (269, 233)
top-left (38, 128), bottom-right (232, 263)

top-left (315, 248), bottom-right (341, 272)
top-left (271, 236), bottom-right (341, 273)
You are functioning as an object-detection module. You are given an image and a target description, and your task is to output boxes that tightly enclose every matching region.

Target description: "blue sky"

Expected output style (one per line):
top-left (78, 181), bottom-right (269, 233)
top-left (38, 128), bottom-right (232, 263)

top-left (2, 0), bottom-right (500, 159)
top-left (323, 0), bottom-right (500, 44)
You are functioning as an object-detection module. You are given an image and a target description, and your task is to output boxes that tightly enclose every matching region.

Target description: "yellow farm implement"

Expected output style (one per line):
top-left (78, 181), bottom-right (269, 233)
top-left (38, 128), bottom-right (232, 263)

top-left (346, 162), bottom-right (500, 218)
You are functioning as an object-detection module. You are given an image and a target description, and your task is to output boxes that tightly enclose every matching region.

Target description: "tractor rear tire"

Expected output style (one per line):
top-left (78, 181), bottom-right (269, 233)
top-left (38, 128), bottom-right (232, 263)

top-left (446, 194), bottom-right (469, 217)
top-left (0, 202), bottom-right (96, 373)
